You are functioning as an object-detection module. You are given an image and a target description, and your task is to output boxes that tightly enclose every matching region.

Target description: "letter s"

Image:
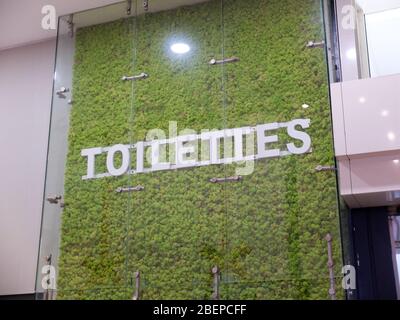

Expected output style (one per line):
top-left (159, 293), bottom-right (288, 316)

top-left (286, 119), bottom-right (312, 155)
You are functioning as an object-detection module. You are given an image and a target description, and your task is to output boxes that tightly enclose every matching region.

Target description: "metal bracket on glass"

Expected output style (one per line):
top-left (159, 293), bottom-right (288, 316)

top-left (121, 73), bottom-right (149, 81)
top-left (46, 195), bottom-right (62, 204)
top-left (56, 87), bottom-right (69, 98)
top-left (143, 0), bottom-right (149, 12)
top-left (211, 266), bottom-right (220, 300)
top-left (44, 254), bottom-right (53, 300)
top-left (115, 186), bottom-right (145, 193)
top-left (45, 254), bottom-right (52, 264)
top-left (306, 40), bottom-right (325, 49)
top-left (326, 234), bottom-right (336, 300)
top-left (67, 14), bottom-right (74, 38)
top-left (315, 165), bottom-right (336, 172)
top-left (208, 57), bottom-right (240, 65)
top-left (46, 195), bottom-right (64, 208)
top-left (127, 0), bottom-right (132, 15)
top-left (209, 176), bottom-right (243, 184)
top-left (132, 271), bottom-right (141, 300)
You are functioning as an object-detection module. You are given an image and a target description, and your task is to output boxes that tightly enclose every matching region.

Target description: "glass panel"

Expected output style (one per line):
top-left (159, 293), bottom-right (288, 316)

top-left (365, 7), bottom-right (400, 77)
top-left (126, 0), bottom-right (226, 299)
top-left (354, 0), bottom-right (400, 78)
top-left (35, 15), bottom-right (75, 300)
top-left (37, 0), bottom-right (343, 300)
top-left (36, 2), bottom-right (134, 299)
top-left (223, 0), bottom-right (342, 299)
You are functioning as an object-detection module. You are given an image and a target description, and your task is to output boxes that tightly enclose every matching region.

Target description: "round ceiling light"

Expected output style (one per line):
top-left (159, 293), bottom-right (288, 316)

top-left (170, 43), bottom-right (191, 54)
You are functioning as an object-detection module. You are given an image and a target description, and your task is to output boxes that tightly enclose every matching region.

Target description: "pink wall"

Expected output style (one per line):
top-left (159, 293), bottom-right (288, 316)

top-left (331, 74), bottom-right (400, 208)
top-left (0, 39), bottom-right (56, 295)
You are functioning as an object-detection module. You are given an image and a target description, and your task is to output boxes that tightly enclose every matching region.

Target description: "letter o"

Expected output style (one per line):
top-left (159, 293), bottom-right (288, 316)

top-left (106, 144), bottom-right (130, 177)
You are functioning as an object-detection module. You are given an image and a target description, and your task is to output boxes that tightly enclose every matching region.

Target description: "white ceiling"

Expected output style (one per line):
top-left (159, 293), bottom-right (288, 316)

top-left (356, 0), bottom-right (400, 14)
top-left (0, 0), bottom-right (122, 51)
top-left (0, 0), bottom-right (206, 51)
top-left (3, 0), bottom-right (400, 51)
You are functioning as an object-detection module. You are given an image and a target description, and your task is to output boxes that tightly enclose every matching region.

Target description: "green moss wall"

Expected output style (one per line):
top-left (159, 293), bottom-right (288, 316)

top-left (57, 0), bottom-right (343, 299)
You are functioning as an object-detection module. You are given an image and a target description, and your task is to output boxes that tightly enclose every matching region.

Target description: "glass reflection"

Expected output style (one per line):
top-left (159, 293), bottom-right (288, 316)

top-left (170, 42), bottom-right (191, 54)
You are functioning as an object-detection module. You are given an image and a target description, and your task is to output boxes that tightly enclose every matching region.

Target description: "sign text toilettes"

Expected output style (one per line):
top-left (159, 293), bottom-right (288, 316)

top-left (81, 119), bottom-right (312, 180)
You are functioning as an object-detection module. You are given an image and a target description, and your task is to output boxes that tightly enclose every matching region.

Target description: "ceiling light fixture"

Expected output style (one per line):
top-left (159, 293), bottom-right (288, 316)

top-left (170, 43), bottom-right (190, 54)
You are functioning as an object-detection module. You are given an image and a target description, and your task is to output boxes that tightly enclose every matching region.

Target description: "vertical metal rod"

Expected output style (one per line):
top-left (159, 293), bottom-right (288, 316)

top-left (132, 271), bottom-right (141, 300)
top-left (326, 234), bottom-right (336, 300)
top-left (211, 266), bottom-right (220, 300)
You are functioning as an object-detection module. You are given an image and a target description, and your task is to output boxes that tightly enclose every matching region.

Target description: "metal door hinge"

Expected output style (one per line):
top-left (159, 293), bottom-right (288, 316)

top-left (121, 73), bottom-right (149, 81)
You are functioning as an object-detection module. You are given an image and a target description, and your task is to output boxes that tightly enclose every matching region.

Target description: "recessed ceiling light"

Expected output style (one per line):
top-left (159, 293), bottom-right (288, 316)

top-left (170, 43), bottom-right (190, 54)
top-left (393, 159), bottom-right (400, 165)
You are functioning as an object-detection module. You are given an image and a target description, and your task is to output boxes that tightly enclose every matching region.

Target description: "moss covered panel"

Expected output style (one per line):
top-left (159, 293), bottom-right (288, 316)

top-left (57, 0), bottom-right (343, 299)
